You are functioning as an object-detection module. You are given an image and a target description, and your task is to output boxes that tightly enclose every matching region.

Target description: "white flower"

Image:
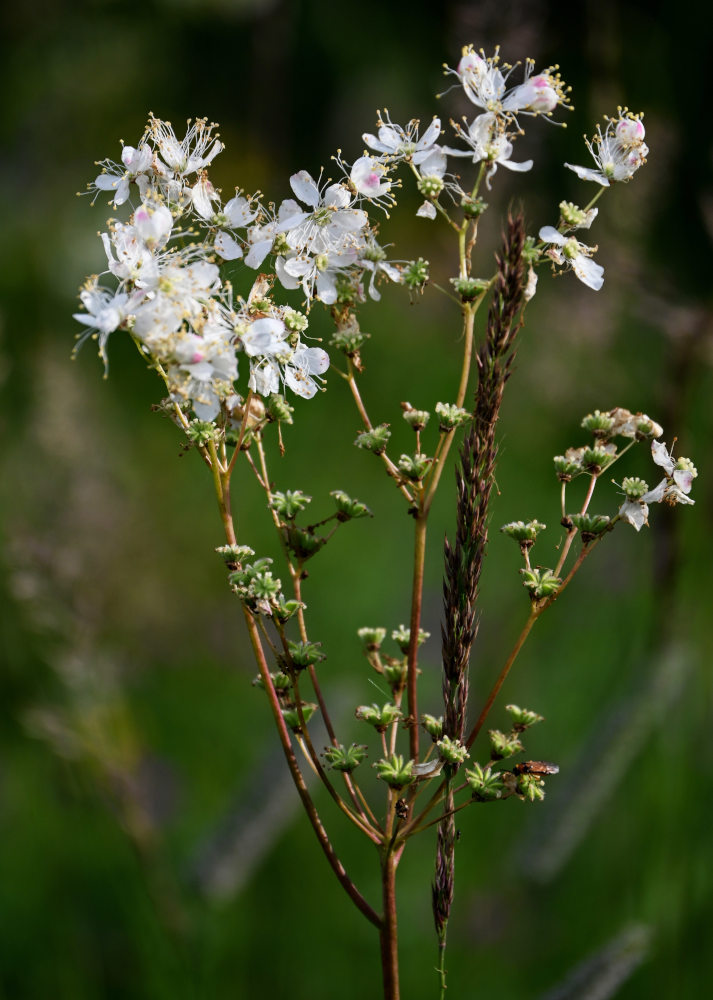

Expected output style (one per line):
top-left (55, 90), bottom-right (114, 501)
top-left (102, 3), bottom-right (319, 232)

top-left (539, 226), bottom-right (604, 290)
top-left (566, 112), bottom-right (648, 187)
top-left (132, 201), bottom-right (174, 251)
top-left (283, 170), bottom-right (367, 256)
top-left (283, 344), bottom-right (330, 399)
top-left (643, 440), bottom-right (697, 506)
top-left (448, 46), bottom-right (570, 122)
top-left (101, 222), bottom-right (159, 289)
top-left (444, 113), bottom-right (532, 188)
top-left (91, 143), bottom-right (154, 207)
top-left (73, 284), bottom-right (136, 367)
top-left (148, 116), bottom-right (223, 177)
top-left (350, 156), bottom-right (393, 201)
top-left (363, 114), bottom-right (442, 164)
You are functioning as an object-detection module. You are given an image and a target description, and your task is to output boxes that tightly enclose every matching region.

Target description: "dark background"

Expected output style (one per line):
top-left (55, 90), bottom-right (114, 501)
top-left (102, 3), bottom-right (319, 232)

top-left (1, 1), bottom-right (712, 997)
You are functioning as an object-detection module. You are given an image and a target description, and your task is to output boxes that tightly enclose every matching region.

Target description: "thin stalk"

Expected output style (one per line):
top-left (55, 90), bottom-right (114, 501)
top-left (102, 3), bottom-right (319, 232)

top-left (406, 514), bottom-right (427, 760)
top-left (379, 850), bottom-right (400, 1000)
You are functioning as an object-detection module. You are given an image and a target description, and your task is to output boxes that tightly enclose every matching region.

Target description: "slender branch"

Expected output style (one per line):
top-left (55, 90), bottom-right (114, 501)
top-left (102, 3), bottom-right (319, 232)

top-left (406, 515), bottom-right (427, 760)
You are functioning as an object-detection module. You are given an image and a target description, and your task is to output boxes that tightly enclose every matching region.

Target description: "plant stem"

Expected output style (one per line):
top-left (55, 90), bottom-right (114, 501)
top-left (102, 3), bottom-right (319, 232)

top-left (407, 514), bottom-right (427, 760)
top-left (379, 849), bottom-right (400, 1000)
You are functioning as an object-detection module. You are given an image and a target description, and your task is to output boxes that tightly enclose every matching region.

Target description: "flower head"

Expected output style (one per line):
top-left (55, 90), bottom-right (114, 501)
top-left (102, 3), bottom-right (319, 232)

top-left (566, 110), bottom-right (648, 187)
top-left (539, 226), bottom-right (604, 290)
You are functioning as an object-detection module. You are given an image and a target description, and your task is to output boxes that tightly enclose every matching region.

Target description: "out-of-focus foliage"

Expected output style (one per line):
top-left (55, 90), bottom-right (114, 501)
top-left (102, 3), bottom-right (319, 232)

top-left (1, 1), bottom-right (711, 998)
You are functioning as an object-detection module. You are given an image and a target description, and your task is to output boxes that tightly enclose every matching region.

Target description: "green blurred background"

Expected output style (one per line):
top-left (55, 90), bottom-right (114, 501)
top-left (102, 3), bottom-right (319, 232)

top-left (1, 0), bottom-right (712, 997)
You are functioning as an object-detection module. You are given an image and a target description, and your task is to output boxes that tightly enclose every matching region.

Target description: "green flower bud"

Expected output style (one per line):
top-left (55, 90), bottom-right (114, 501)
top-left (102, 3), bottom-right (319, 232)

top-left (286, 640), bottom-right (326, 670)
top-left (621, 476), bottom-right (649, 499)
top-left (397, 452), bottom-right (432, 481)
top-left (323, 743), bottom-right (368, 773)
top-left (373, 754), bottom-right (414, 789)
top-left (264, 394), bottom-right (294, 424)
top-left (248, 296), bottom-right (274, 315)
top-left (522, 235), bottom-right (539, 265)
top-left (554, 453), bottom-right (584, 481)
top-left (581, 409), bottom-right (616, 436)
top-left (391, 624), bottom-right (429, 655)
top-left (355, 424), bottom-right (391, 455)
top-left (559, 201), bottom-right (590, 227)
top-left (273, 597), bottom-right (305, 624)
top-left (460, 195), bottom-right (488, 218)
top-left (282, 307), bottom-right (309, 332)
top-left (330, 315), bottom-right (370, 355)
top-left (582, 445), bottom-right (616, 472)
top-left (270, 489), bottom-right (312, 519)
top-left (281, 702), bottom-right (318, 732)
top-left (355, 702), bottom-right (402, 732)
top-left (517, 772), bottom-right (546, 802)
top-left (437, 735), bottom-right (470, 766)
top-left (418, 175), bottom-right (444, 198)
top-left (216, 543), bottom-right (255, 565)
top-left (501, 520), bottom-right (546, 546)
top-left (520, 567), bottom-right (561, 600)
top-left (505, 704), bottom-right (545, 731)
top-left (465, 763), bottom-right (504, 801)
top-left (382, 659), bottom-right (407, 691)
top-left (251, 670), bottom-right (292, 693)
top-left (401, 402), bottom-right (430, 431)
top-left (186, 420), bottom-right (220, 446)
top-left (488, 729), bottom-right (524, 760)
top-left (357, 626), bottom-right (387, 650)
top-left (450, 276), bottom-right (490, 302)
top-left (421, 714), bottom-right (444, 741)
top-left (282, 525), bottom-right (326, 561)
top-left (403, 258), bottom-right (429, 290)
top-left (435, 402), bottom-right (471, 432)
top-left (330, 490), bottom-right (373, 521)
top-left (568, 512), bottom-right (612, 542)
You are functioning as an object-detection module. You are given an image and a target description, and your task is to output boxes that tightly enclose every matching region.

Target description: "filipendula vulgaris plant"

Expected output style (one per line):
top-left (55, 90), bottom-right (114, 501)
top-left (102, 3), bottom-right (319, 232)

top-left (75, 43), bottom-right (696, 1000)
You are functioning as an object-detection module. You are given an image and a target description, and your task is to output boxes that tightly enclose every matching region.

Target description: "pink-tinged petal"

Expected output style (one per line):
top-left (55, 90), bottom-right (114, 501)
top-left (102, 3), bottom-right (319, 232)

top-left (290, 170), bottom-right (320, 207)
top-left (673, 469), bottom-right (693, 494)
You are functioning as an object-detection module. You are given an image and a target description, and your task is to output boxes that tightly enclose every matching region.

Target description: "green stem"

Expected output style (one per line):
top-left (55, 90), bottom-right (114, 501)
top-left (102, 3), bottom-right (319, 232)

top-left (406, 514), bottom-right (427, 760)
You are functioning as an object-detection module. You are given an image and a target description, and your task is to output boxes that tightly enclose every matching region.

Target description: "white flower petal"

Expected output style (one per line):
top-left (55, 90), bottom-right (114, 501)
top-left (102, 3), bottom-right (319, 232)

top-left (290, 170), bottom-right (320, 207)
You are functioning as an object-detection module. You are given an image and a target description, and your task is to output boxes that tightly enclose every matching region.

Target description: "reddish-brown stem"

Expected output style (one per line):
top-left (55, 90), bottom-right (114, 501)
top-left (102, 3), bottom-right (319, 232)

top-left (243, 608), bottom-right (381, 928)
top-left (379, 851), bottom-right (400, 1000)
top-left (555, 473), bottom-right (597, 577)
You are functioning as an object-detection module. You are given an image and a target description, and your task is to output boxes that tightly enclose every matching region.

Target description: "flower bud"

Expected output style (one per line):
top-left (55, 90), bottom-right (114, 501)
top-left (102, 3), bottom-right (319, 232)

top-left (355, 424), bottom-right (391, 455)
top-left (186, 420), bottom-right (221, 445)
top-left (505, 704), bottom-right (545, 731)
top-left (465, 763), bottom-right (504, 801)
top-left (450, 276), bottom-right (491, 302)
top-left (285, 640), bottom-right (326, 670)
top-left (568, 512), bottom-right (612, 543)
top-left (403, 258), bottom-right (429, 289)
top-left (265, 394), bottom-right (294, 424)
top-left (435, 402), bottom-right (471, 432)
top-left (581, 409), bottom-right (615, 436)
top-left (270, 489), bottom-right (312, 519)
top-left (355, 702), bottom-right (402, 732)
top-left (252, 670), bottom-right (291, 693)
top-left (559, 201), bottom-right (594, 228)
top-left (330, 490), bottom-right (373, 521)
top-left (501, 520), bottom-right (546, 547)
top-left (282, 307), bottom-right (309, 332)
top-left (520, 567), bottom-right (561, 600)
top-left (383, 660), bottom-right (407, 691)
top-left (488, 729), bottom-right (524, 760)
top-left (421, 714), bottom-right (444, 741)
top-left (323, 743), bottom-right (368, 773)
top-left (357, 626), bottom-right (387, 650)
top-left (517, 772), bottom-right (546, 802)
top-left (621, 476), bottom-right (649, 499)
top-left (373, 754), bottom-right (414, 789)
top-left (460, 195), bottom-right (488, 218)
top-left (401, 401), bottom-right (430, 431)
top-left (272, 597), bottom-right (305, 623)
top-left (216, 543), bottom-right (255, 565)
top-left (581, 444), bottom-right (616, 473)
top-left (281, 702), bottom-right (318, 732)
top-left (330, 316), bottom-right (370, 356)
top-left (397, 452), bottom-right (432, 481)
top-left (282, 525), bottom-right (326, 561)
top-left (437, 735), bottom-right (470, 765)
top-left (418, 175), bottom-right (444, 198)
top-left (391, 624), bottom-right (429, 655)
